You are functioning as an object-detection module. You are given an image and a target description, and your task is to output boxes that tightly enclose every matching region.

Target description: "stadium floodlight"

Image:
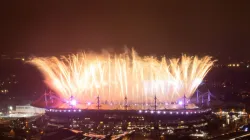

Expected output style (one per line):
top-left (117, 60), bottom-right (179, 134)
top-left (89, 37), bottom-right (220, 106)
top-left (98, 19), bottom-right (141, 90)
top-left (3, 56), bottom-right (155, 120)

top-left (70, 99), bottom-right (77, 106)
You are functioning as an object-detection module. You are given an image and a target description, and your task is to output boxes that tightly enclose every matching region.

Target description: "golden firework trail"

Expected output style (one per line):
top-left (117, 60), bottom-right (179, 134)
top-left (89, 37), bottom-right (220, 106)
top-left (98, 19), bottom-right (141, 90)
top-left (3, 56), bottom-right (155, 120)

top-left (29, 49), bottom-right (214, 107)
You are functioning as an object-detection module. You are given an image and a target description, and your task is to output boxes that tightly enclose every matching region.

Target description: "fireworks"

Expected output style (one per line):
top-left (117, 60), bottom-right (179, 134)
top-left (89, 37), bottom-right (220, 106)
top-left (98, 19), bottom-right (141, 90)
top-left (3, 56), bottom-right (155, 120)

top-left (29, 49), bottom-right (214, 108)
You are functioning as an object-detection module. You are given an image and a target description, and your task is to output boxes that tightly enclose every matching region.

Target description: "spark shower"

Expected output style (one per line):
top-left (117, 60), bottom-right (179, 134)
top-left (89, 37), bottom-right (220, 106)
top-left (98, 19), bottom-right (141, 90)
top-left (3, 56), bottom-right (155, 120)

top-left (30, 49), bottom-right (214, 108)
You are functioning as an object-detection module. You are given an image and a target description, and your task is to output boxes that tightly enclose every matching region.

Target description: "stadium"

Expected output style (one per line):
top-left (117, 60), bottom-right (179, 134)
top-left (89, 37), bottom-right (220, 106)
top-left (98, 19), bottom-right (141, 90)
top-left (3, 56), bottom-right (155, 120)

top-left (30, 49), bottom-right (214, 137)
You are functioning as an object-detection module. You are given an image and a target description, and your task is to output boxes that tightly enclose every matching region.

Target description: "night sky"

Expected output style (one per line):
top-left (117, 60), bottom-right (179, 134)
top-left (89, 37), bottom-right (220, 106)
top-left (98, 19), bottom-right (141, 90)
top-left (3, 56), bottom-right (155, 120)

top-left (1, 1), bottom-right (250, 59)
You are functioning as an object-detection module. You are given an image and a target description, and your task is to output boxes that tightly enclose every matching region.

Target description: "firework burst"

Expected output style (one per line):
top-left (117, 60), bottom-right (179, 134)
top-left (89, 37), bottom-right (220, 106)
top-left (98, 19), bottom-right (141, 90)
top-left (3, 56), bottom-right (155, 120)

top-left (29, 49), bottom-right (214, 108)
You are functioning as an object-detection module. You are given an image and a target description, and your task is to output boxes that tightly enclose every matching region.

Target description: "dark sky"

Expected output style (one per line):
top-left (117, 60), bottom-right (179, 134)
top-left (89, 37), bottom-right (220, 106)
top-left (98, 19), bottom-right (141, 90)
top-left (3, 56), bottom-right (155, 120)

top-left (1, 1), bottom-right (250, 59)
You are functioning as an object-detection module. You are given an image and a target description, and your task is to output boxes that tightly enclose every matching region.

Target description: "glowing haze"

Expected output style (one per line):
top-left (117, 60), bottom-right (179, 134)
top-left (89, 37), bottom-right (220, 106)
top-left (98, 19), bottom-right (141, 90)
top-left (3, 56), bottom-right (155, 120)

top-left (30, 49), bottom-right (214, 108)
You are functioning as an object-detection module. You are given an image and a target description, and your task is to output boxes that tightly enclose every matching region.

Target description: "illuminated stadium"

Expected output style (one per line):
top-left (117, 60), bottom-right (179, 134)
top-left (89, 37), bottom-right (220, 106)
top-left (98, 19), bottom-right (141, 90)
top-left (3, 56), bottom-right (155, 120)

top-left (30, 49), bottom-right (215, 136)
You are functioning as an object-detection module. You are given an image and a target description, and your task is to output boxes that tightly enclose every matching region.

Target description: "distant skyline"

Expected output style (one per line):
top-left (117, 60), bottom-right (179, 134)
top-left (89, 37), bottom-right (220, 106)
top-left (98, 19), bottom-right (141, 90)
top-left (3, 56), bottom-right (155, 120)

top-left (1, 1), bottom-right (250, 59)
